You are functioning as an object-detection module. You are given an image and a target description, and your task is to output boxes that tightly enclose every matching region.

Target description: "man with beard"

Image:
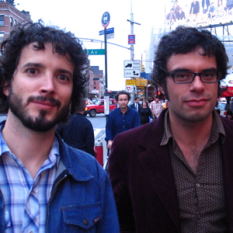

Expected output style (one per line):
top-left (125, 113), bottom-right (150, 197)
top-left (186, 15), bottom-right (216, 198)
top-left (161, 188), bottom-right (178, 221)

top-left (0, 21), bottom-right (119, 232)
top-left (108, 26), bottom-right (233, 232)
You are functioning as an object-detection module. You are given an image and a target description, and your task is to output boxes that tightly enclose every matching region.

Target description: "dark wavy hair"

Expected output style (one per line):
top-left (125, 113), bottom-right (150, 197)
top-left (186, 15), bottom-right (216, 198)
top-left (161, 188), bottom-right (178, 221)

top-left (0, 21), bottom-right (89, 114)
top-left (152, 26), bottom-right (229, 99)
top-left (115, 90), bottom-right (131, 101)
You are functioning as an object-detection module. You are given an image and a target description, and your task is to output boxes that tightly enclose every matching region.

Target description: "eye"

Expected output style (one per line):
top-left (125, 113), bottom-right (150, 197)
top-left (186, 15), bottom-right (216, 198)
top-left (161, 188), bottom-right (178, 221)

top-left (26, 68), bottom-right (38, 75)
top-left (174, 73), bottom-right (192, 79)
top-left (57, 74), bottom-right (70, 83)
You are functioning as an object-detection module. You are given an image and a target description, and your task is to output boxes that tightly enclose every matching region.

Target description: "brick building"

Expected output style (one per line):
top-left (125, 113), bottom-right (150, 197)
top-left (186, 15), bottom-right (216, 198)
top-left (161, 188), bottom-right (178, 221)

top-left (89, 66), bottom-right (104, 98)
top-left (0, 1), bottom-right (31, 42)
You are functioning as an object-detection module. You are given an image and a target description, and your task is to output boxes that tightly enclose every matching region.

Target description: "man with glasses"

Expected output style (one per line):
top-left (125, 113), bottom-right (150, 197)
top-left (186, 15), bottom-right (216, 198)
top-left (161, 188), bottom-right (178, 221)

top-left (108, 26), bottom-right (233, 232)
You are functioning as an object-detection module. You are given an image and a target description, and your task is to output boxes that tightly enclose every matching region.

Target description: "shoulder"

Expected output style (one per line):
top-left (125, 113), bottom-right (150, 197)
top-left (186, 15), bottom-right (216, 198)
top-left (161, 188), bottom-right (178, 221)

top-left (114, 109), bottom-right (166, 144)
top-left (108, 108), bottom-right (119, 117)
top-left (221, 116), bottom-right (233, 134)
top-left (57, 134), bottom-right (105, 178)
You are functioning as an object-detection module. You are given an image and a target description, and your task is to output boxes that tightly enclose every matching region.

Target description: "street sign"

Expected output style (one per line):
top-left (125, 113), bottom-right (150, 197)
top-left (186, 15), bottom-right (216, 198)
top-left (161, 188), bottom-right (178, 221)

top-left (124, 60), bottom-right (140, 69)
top-left (101, 12), bottom-right (110, 28)
top-left (87, 49), bottom-right (105, 55)
top-left (124, 70), bottom-right (140, 78)
top-left (125, 85), bottom-right (136, 93)
top-left (99, 27), bottom-right (114, 36)
top-left (107, 33), bottom-right (114, 39)
top-left (124, 60), bottom-right (140, 78)
top-left (128, 35), bottom-right (135, 44)
top-left (126, 79), bottom-right (136, 85)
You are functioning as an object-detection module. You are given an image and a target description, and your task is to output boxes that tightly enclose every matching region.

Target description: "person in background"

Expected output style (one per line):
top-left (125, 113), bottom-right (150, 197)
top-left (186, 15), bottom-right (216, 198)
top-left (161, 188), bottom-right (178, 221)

top-left (105, 90), bottom-right (140, 150)
top-left (226, 110), bottom-right (233, 120)
top-left (150, 96), bottom-right (164, 120)
top-left (129, 96), bottom-right (141, 112)
top-left (139, 100), bottom-right (152, 125)
top-left (0, 21), bottom-right (119, 232)
top-left (108, 26), bottom-right (233, 232)
top-left (56, 99), bottom-right (95, 156)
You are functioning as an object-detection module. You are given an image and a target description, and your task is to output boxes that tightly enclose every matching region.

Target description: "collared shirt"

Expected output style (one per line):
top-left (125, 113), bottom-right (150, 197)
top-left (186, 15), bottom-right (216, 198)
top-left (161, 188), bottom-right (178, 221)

top-left (150, 101), bottom-right (164, 118)
top-left (0, 126), bottom-right (60, 233)
top-left (161, 111), bottom-right (227, 233)
top-left (105, 107), bottom-right (140, 141)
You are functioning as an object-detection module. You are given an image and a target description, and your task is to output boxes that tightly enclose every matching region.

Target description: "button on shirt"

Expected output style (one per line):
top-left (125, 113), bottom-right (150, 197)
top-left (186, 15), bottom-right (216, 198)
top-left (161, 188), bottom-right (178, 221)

top-left (105, 107), bottom-right (140, 141)
top-left (0, 127), bottom-right (60, 233)
top-left (161, 111), bottom-right (227, 233)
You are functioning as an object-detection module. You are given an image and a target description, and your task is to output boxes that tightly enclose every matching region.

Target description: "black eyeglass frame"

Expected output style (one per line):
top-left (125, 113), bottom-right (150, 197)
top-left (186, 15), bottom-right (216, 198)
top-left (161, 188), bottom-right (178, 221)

top-left (166, 72), bottom-right (220, 84)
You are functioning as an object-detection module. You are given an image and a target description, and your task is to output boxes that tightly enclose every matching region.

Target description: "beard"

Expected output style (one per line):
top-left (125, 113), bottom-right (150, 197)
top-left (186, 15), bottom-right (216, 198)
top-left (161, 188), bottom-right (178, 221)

top-left (8, 88), bottom-right (70, 132)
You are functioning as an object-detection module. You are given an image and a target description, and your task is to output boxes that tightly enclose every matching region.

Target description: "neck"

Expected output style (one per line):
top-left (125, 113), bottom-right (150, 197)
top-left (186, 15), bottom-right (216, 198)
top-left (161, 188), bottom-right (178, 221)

top-left (169, 111), bottom-right (213, 173)
top-left (120, 106), bottom-right (128, 114)
top-left (169, 112), bottom-right (213, 145)
top-left (2, 111), bottom-right (55, 178)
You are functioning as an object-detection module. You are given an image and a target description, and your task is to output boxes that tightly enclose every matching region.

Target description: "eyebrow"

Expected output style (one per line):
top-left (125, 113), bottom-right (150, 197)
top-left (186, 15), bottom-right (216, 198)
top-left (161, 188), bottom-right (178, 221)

top-left (21, 62), bottom-right (73, 77)
top-left (169, 68), bottom-right (218, 73)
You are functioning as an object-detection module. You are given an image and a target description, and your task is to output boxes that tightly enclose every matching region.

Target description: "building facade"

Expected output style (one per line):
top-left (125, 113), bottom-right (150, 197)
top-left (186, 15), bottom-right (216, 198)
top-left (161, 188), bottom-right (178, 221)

top-left (89, 66), bottom-right (104, 98)
top-left (0, 1), bottom-right (31, 42)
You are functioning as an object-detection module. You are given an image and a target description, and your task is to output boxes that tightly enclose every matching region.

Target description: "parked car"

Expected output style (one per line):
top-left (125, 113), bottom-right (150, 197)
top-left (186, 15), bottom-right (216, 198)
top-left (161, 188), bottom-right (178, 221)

top-left (84, 98), bottom-right (117, 117)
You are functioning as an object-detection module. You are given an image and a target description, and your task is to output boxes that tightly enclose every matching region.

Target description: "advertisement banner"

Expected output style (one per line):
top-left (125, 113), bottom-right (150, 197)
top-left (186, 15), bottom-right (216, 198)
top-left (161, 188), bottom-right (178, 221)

top-left (165, 0), bottom-right (233, 30)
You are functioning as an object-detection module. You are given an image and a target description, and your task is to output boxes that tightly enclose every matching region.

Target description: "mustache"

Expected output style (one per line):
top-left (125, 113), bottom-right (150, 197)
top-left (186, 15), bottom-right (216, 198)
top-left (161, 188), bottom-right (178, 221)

top-left (27, 96), bottom-right (61, 107)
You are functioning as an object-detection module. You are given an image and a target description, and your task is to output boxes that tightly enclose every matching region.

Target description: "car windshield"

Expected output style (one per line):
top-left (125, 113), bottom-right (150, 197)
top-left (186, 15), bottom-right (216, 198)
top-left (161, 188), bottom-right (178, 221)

top-left (95, 100), bottom-right (101, 105)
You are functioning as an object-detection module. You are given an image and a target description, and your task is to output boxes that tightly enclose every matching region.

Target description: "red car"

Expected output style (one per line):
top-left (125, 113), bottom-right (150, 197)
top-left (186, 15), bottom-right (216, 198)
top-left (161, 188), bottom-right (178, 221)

top-left (84, 99), bottom-right (117, 117)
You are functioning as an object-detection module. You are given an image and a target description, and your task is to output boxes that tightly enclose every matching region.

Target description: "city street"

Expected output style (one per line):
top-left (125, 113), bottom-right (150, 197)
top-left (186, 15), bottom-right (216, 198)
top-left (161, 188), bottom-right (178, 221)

top-left (87, 113), bottom-right (108, 165)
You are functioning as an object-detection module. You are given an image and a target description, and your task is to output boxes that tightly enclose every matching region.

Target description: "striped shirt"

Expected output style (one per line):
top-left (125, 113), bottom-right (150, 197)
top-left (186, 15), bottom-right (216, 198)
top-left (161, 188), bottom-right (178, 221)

top-left (0, 128), bottom-right (60, 233)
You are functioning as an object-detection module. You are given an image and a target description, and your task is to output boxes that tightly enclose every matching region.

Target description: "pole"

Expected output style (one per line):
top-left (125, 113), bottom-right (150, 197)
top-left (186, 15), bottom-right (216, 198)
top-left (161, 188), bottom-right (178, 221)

top-left (104, 28), bottom-right (108, 95)
top-left (104, 28), bottom-right (109, 121)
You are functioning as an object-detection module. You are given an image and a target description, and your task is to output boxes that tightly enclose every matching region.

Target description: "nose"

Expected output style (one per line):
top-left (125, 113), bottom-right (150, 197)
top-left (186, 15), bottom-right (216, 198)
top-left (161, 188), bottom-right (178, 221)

top-left (39, 74), bottom-right (55, 95)
top-left (189, 74), bottom-right (205, 92)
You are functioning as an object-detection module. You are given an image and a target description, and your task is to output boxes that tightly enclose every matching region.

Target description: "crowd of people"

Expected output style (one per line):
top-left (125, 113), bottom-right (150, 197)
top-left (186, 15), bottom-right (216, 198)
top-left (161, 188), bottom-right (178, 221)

top-left (166, 0), bottom-right (233, 26)
top-left (0, 19), bottom-right (233, 233)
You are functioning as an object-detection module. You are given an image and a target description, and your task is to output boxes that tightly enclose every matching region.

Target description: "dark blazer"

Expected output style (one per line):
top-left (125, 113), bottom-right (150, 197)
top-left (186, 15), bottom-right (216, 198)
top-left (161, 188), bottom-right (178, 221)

top-left (129, 103), bottom-right (141, 111)
top-left (108, 109), bottom-right (233, 233)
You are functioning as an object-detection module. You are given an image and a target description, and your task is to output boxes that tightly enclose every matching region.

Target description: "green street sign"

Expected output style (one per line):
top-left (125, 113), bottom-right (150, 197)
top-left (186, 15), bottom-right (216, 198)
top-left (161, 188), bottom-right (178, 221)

top-left (87, 49), bottom-right (105, 55)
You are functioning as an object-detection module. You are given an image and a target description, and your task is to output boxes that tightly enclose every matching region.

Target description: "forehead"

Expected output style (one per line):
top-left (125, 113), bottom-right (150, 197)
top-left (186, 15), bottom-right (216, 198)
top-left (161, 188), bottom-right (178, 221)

top-left (18, 42), bottom-right (73, 67)
top-left (118, 94), bottom-right (128, 100)
top-left (167, 48), bottom-right (217, 72)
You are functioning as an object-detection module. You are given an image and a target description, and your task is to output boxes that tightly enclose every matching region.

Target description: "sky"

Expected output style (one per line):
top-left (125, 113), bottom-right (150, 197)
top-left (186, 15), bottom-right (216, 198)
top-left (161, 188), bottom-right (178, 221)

top-left (14, 0), bottom-right (165, 91)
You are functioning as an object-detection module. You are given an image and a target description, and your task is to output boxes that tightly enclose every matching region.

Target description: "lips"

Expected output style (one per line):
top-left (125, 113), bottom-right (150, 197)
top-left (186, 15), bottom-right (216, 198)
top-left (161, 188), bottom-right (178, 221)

top-left (185, 98), bottom-right (208, 107)
top-left (27, 96), bottom-right (61, 108)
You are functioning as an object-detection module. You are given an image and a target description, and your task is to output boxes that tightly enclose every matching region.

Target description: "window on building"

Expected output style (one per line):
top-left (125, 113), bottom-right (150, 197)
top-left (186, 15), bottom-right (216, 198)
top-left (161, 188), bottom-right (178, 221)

top-left (0, 32), bottom-right (4, 41)
top-left (0, 15), bottom-right (4, 26)
top-left (10, 17), bottom-right (13, 27)
top-left (14, 19), bottom-right (17, 26)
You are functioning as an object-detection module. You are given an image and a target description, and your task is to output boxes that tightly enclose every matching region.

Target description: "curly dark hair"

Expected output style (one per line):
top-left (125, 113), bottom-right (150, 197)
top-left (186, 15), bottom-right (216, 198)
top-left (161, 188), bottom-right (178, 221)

top-left (0, 21), bottom-right (90, 114)
top-left (115, 90), bottom-right (131, 101)
top-left (152, 26), bottom-right (229, 99)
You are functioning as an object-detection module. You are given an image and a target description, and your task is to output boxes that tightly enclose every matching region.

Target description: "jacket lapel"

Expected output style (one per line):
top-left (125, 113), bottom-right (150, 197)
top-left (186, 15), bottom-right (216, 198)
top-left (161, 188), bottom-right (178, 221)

top-left (137, 111), bottom-right (181, 231)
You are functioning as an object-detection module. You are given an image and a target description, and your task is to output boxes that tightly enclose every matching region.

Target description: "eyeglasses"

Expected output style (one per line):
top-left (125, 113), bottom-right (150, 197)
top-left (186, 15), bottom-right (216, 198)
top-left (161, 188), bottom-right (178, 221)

top-left (167, 71), bottom-right (220, 84)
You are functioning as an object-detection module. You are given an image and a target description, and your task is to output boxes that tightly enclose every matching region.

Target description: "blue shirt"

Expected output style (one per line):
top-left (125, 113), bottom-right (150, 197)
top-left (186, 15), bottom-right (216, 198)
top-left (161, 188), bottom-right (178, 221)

top-left (105, 107), bottom-right (140, 141)
top-left (0, 122), bottom-right (60, 233)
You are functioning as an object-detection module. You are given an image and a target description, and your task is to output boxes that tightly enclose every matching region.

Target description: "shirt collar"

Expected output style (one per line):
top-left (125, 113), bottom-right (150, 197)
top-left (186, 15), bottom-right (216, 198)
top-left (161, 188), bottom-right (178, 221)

top-left (0, 121), bottom-right (60, 167)
top-left (161, 110), bottom-right (226, 146)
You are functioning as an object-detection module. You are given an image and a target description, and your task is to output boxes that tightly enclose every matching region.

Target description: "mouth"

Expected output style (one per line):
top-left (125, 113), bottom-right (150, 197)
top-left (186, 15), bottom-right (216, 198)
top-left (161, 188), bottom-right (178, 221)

top-left (28, 96), bottom-right (61, 108)
top-left (185, 98), bottom-right (209, 107)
